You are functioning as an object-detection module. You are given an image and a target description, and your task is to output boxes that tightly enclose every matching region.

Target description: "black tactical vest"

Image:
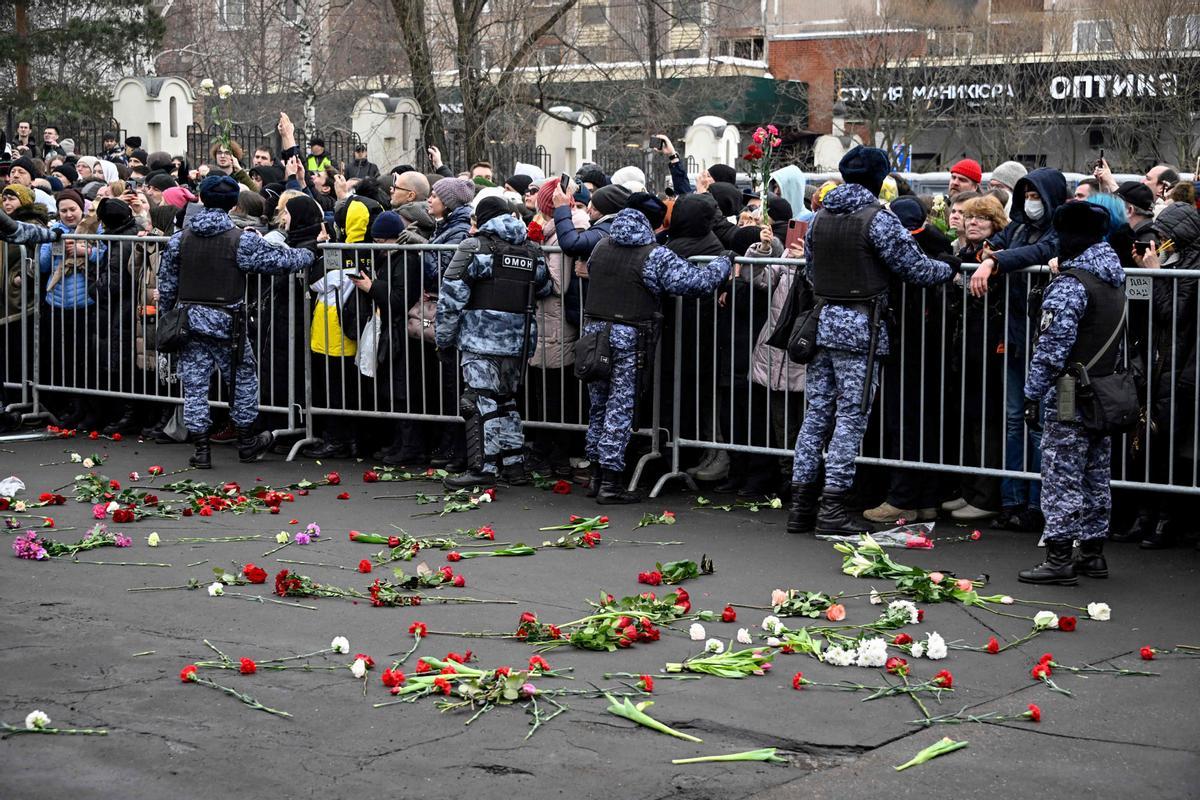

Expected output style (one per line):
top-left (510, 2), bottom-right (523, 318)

top-left (1064, 268), bottom-right (1125, 378)
top-left (583, 239), bottom-right (659, 324)
top-left (809, 204), bottom-right (889, 302)
top-left (177, 228), bottom-right (245, 307)
top-left (464, 234), bottom-right (540, 314)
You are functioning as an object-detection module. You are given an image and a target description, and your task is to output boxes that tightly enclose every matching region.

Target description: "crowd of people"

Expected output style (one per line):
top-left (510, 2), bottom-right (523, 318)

top-left (2, 113), bottom-right (1199, 558)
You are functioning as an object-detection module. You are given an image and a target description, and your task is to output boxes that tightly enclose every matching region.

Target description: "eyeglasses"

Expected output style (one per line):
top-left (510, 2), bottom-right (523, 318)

top-left (217, 149), bottom-right (232, 156)
top-left (963, 214), bottom-right (991, 222)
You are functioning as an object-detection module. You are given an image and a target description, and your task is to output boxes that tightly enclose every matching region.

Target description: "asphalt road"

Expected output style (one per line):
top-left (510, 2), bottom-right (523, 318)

top-left (1, 434), bottom-right (1197, 799)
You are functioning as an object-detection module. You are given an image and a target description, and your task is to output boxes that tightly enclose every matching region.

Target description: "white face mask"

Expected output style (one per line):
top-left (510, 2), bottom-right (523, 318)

top-left (1024, 199), bottom-right (1045, 221)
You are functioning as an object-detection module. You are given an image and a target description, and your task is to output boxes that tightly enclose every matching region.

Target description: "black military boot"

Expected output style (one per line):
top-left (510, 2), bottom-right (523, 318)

top-left (787, 482), bottom-right (820, 535)
top-left (586, 462), bottom-right (603, 498)
top-left (815, 490), bottom-right (867, 535)
top-left (102, 403), bottom-right (139, 436)
top-left (500, 460), bottom-right (530, 486)
top-left (597, 469), bottom-right (641, 504)
top-left (1140, 515), bottom-right (1177, 550)
top-left (1111, 506), bottom-right (1156, 543)
top-left (1076, 539), bottom-right (1108, 579)
top-left (443, 469), bottom-right (497, 490)
top-left (189, 432), bottom-right (212, 470)
top-left (1018, 539), bottom-right (1078, 585)
top-left (237, 428), bottom-right (274, 463)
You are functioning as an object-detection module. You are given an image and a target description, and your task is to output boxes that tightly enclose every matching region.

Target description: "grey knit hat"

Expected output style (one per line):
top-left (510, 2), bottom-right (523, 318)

top-left (431, 177), bottom-right (476, 210)
top-left (989, 160), bottom-right (1027, 191)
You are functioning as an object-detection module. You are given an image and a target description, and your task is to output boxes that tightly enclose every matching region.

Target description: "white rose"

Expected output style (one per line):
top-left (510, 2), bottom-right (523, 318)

top-left (477, 493), bottom-right (492, 503)
top-left (1033, 611), bottom-right (1059, 630)
top-left (736, 628), bottom-right (753, 645)
top-left (82, 458), bottom-right (95, 468)
top-left (217, 84), bottom-right (233, 100)
top-left (207, 582), bottom-right (224, 596)
top-left (705, 638), bottom-right (724, 653)
top-left (70, 453), bottom-right (82, 463)
top-left (25, 710), bottom-right (51, 730)
top-left (330, 636), bottom-right (350, 654)
top-left (761, 615), bottom-right (782, 635)
top-left (350, 658), bottom-right (367, 679)
top-left (199, 78), bottom-right (215, 91)
top-left (925, 632), bottom-right (947, 660)
top-left (147, 532), bottom-right (160, 547)
top-left (106, 501), bottom-right (120, 513)
top-left (688, 623), bottom-right (706, 641)
top-left (1087, 602), bottom-right (1110, 622)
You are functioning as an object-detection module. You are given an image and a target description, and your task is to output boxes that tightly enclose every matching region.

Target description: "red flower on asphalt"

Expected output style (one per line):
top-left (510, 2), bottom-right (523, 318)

top-left (337, 492), bottom-right (350, 500)
top-left (89, 431), bottom-right (99, 440)
top-left (1031, 663), bottom-right (1052, 680)
top-left (446, 551), bottom-right (463, 562)
top-left (1039, 653), bottom-right (1054, 664)
top-left (112, 509), bottom-right (134, 524)
top-left (886, 657), bottom-right (908, 676)
top-left (355, 654), bottom-right (375, 668)
top-left (478, 524), bottom-right (495, 540)
top-left (528, 655), bottom-right (551, 672)
top-left (445, 652), bottom-right (465, 664)
top-left (198, 506), bottom-right (213, 517)
top-left (1140, 647), bottom-right (1155, 660)
top-left (363, 470), bottom-right (380, 483)
top-left (932, 670), bottom-right (954, 689)
top-left (721, 605), bottom-right (737, 623)
top-left (986, 637), bottom-right (1000, 654)
top-left (639, 674), bottom-right (654, 693)
top-left (358, 559), bottom-right (372, 574)
top-left (112, 433), bottom-right (122, 441)
top-left (438, 566), bottom-right (454, 581)
top-left (243, 563), bottom-right (267, 584)
top-left (1058, 616), bottom-right (1077, 632)
top-left (916, 609), bottom-right (925, 622)
top-left (433, 677), bottom-right (452, 695)
top-left (970, 530), bottom-right (982, 540)
top-left (381, 669), bottom-right (405, 688)
top-left (484, 488), bottom-right (497, 500)
top-left (551, 479), bottom-right (572, 495)
top-left (109, 480), bottom-right (121, 490)
top-left (663, 510), bottom-right (675, 520)
top-left (638, 570), bottom-right (662, 586)
top-left (893, 633), bottom-right (913, 646)
top-left (182, 508), bottom-right (193, 517)
top-left (239, 657), bottom-right (257, 675)
top-left (298, 489), bottom-right (309, 496)
top-left (269, 507), bottom-right (280, 515)
top-left (495, 666), bottom-right (511, 677)
top-left (825, 603), bottom-right (846, 622)
top-left (148, 465), bottom-right (163, 476)
top-left (144, 494), bottom-right (159, 506)
top-left (1026, 703), bottom-right (1042, 722)
top-left (325, 472), bottom-right (341, 485)
top-left (42, 517), bottom-right (53, 528)
top-left (387, 536), bottom-right (401, 548)
top-left (415, 659), bottom-right (431, 674)
top-left (409, 621), bottom-right (427, 638)
top-left (598, 515), bottom-right (608, 523)
top-left (0, 498), bottom-right (8, 511)
top-left (452, 575), bottom-right (466, 588)
top-left (180, 664), bottom-right (198, 682)
top-left (791, 672), bottom-right (807, 690)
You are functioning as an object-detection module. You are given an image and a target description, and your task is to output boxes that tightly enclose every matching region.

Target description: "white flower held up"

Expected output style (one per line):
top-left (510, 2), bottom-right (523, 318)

top-left (330, 636), bottom-right (350, 654)
top-left (924, 632), bottom-right (947, 660)
top-left (217, 84), bottom-right (233, 100)
top-left (25, 710), bottom-right (51, 730)
top-left (705, 638), bottom-right (725, 654)
top-left (1033, 611), bottom-right (1059, 630)
top-left (350, 658), bottom-right (368, 679)
top-left (207, 582), bottom-right (224, 596)
top-left (736, 628), bottom-right (753, 645)
top-left (199, 78), bottom-right (215, 92)
top-left (689, 622), bottom-right (706, 641)
top-left (1087, 602), bottom-right (1111, 622)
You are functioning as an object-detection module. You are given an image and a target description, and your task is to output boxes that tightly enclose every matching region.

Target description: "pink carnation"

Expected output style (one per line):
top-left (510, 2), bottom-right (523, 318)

top-left (92, 503), bottom-right (107, 519)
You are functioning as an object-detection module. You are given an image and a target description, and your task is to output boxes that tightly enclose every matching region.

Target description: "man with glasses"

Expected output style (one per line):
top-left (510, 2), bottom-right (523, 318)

top-left (390, 171), bottom-right (430, 208)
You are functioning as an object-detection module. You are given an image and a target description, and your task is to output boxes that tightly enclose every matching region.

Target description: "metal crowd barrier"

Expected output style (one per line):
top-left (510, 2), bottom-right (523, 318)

top-left (10, 232), bottom-right (1200, 500)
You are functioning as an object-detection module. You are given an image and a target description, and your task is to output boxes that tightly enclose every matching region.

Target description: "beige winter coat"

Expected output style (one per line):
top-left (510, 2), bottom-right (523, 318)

top-left (529, 224), bottom-right (578, 370)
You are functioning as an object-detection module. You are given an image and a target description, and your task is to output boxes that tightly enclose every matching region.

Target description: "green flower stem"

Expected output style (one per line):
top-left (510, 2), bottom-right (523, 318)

top-left (387, 634), bottom-right (422, 666)
top-left (672, 748), bottom-right (788, 765)
top-left (68, 559), bottom-right (172, 567)
top-left (275, 558), bottom-right (356, 571)
top-left (187, 675), bottom-right (292, 718)
top-left (1, 723), bottom-right (108, 737)
top-left (1047, 660), bottom-right (1158, 677)
top-left (221, 591), bottom-right (318, 610)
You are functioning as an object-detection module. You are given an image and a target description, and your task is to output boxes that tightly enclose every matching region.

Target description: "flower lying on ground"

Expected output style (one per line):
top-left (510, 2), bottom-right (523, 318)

top-left (331, 636), bottom-right (350, 654)
top-left (1087, 602), bottom-right (1111, 621)
top-left (1033, 611), bottom-right (1059, 630)
top-left (24, 710), bottom-right (50, 730)
top-left (689, 623), bottom-right (706, 641)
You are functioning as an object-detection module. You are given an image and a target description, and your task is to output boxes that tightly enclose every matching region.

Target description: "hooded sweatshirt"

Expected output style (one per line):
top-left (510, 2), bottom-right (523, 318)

top-left (435, 214), bottom-right (551, 356)
top-left (990, 168), bottom-right (1069, 274)
top-left (1025, 242), bottom-right (1125, 401)
top-left (806, 183), bottom-right (955, 355)
top-left (770, 165), bottom-right (813, 222)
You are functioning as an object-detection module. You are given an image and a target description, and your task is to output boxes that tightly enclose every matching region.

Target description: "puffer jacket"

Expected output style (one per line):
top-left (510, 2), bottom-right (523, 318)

top-left (530, 223), bottom-right (578, 369)
top-left (423, 205), bottom-right (472, 283)
top-left (40, 219), bottom-right (100, 310)
top-left (747, 240), bottom-right (805, 392)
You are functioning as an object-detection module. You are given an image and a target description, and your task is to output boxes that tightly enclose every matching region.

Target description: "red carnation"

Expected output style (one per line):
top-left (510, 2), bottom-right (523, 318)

top-left (0, 498), bottom-right (8, 511)
top-left (638, 570), bottom-right (662, 586)
top-left (89, 431), bottom-right (99, 440)
top-left (408, 621), bottom-right (427, 637)
top-left (198, 506), bottom-right (213, 517)
top-left (551, 479), bottom-right (572, 495)
top-left (355, 653), bottom-right (375, 668)
top-left (180, 664), bottom-right (198, 683)
top-left (243, 563), bottom-right (268, 584)
top-left (893, 633), bottom-right (913, 646)
top-left (1140, 646), bottom-right (1155, 660)
top-left (363, 470), bottom-right (380, 483)
top-left (916, 609), bottom-right (925, 622)
top-left (112, 509), bottom-right (135, 524)
top-left (598, 515), bottom-right (608, 523)
top-left (325, 472), bottom-right (341, 485)
top-left (438, 565), bottom-right (454, 580)
top-left (447, 551), bottom-right (462, 562)
top-left (148, 465), bottom-right (163, 475)
top-left (478, 525), bottom-right (495, 539)
top-left (721, 605), bottom-right (737, 623)
top-left (1031, 663), bottom-right (1052, 680)
top-left (1039, 652), bottom-right (1054, 664)
top-left (337, 492), bottom-right (350, 500)
top-left (792, 672), bottom-right (806, 690)
top-left (388, 536), bottom-right (401, 548)
top-left (1058, 616), bottom-right (1077, 632)
top-left (528, 655), bottom-right (551, 672)
top-left (886, 657), bottom-right (908, 676)
top-left (432, 677), bottom-right (452, 695)
top-left (239, 657), bottom-right (257, 675)
top-left (415, 659), bottom-right (431, 673)
top-left (519, 611), bottom-right (537, 625)
top-left (985, 637), bottom-right (1000, 654)
top-left (109, 479), bottom-right (121, 490)
top-left (445, 652), bottom-right (464, 664)
top-left (112, 433), bottom-right (123, 441)
top-left (38, 492), bottom-right (52, 502)
top-left (495, 666), bottom-right (511, 677)
top-left (381, 668), bottom-right (405, 688)
top-left (358, 559), bottom-right (372, 574)
top-left (1026, 703), bottom-right (1042, 722)
top-left (452, 575), bottom-right (466, 588)
top-left (639, 674), bottom-right (654, 693)
top-left (182, 508), bottom-right (193, 517)
top-left (932, 670), bottom-right (953, 689)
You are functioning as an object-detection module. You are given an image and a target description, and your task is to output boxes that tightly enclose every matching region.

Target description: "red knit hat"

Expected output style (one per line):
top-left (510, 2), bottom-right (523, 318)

top-left (950, 158), bottom-right (982, 185)
top-left (536, 180), bottom-right (558, 217)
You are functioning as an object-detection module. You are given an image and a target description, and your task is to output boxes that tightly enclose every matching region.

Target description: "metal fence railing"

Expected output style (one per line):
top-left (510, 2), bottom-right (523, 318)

top-left (7, 236), bottom-right (1198, 499)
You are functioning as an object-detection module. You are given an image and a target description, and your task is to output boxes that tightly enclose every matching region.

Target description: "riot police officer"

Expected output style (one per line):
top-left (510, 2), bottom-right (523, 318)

top-left (436, 196), bottom-right (551, 489)
top-left (788, 146), bottom-right (957, 535)
top-left (157, 177), bottom-right (315, 468)
top-left (1019, 201), bottom-right (1126, 585)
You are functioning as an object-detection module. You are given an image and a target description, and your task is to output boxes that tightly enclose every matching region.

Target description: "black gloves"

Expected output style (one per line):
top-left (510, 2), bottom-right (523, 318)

top-left (937, 253), bottom-right (962, 273)
top-left (1023, 398), bottom-right (1042, 431)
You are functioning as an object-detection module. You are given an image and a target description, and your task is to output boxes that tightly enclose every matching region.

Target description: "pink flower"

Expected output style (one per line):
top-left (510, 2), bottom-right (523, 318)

top-left (771, 137), bottom-right (782, 148)
top-left (905, 536), bottom-right (933, 549)
top-left (752, 130), bottom-right (765, 144)
top-left (91, 503), bottom-right (107, 519)
top-left (929, 571), bottom-right (944, 584)
top-left (825, 603), bottom-right (846, 622)
top-left (770, 589), bottom-right (789, 607)
top-left (955, 578), bottom-right (973, 592)
top-left (766, 124), bottom-right (779, 136)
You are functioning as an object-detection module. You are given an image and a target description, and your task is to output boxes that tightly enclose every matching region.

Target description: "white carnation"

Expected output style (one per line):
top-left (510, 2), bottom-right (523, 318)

top-left (705, 638), bottom-right (724, 654)
top-left (887, 599), bottom-right (919, 625)
top-left (147, 532), bottom-right (160, 547)
top-left (689, 623), bottom-right (706, 641)
top-left (1000, 596), bottom-right (1014, 605)
top-left (70, 453), bottom-right (82, 463)
top-left (1033, 611), bottom-right (1059, 630)
top-left (25, 710), bottom-right (51, 730)
top-left (911, 641), bottom-right (926, 658)
top-left (761, 615), bottom-right (783, 635)
top-left (330, 636), bottom-right (350, 654)
top-left (869, 589), bottom-right (882, 605)
top-left (350, 658), bottom-right (368, 679)
top-left (854, 637), bottom-right (889, 668)
top-left (736, 628), bottom-right (753, 645)
top-left (925, 632), bottom-right (947, 660)
top-left (82, 457), bottom-right (95, 468)
top-left (1087, 602), bottom-right (1111, 622)
top-left (206, 582), bottom-right (224, 596)
top-left (823, 645), bottom-right (855, 667)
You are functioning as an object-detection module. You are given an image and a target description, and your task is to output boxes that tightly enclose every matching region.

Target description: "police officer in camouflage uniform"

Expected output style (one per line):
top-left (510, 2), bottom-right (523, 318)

top-left (582, 206), bottom-right (734, 504)
top-left (1019, 202), bottom-right (1125, 585)
top-left (788, 146), bottom-right (957, 535)
top-left (436, 196), bottom-right (551, 489)
top-left (157, 176), bottom-right (315, 468)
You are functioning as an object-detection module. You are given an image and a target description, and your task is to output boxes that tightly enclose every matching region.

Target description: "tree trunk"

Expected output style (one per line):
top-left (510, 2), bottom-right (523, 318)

top-left (297, 0), bottom-right (318, 133)
top-left (391, 0), bottom-right (448, 156)
top-left (14, 0), bottom-right (31, 98)
top-left (645, 0), bottom-right (658, 82)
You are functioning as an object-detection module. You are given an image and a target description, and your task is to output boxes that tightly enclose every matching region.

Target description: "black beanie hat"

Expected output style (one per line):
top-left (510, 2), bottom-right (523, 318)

top-left (591, 184), bottom-right (631, 216)
top-left (627, 191), bottom-right (668, 229)
top-left (11, 156), bottom-right (40, 178)
top-left (1054, 200), bottom-right (1111, 262)
top-left (839, 145), bottom-right (891, 196)
top-left (575, 163), bottom-right (608, 188)
top-left (199, 175), bottom-right (240, 210)
top-left (890, 196), bottom-right (926, 231)
top-left (707, 164), bottom-right (737, 185)
top-left (147, 172), bottom-right (178, 191)
top-left (53, 163), bottom-right (78, 185)
top-left (285, 195), bottom-right (324, 230)
top-left (130, 148), bottom-right (149, 165)
top-left (473, 195), bottom-right (513, 229)
top-left (97, 197), bottom-right (133, 230)
top-left (505, 174), bottom-right (534, 196)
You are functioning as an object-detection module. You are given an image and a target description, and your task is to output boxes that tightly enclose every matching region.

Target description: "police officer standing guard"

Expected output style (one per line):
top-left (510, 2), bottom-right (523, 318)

top-left (1019, 202), bottom-right (1126, 585)
top-left (788, 146), bottom-right (957, 535)
top-left (436, 196), bottom-right (551, 489)
top-left (157, 176), bottom-right (316, 468)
